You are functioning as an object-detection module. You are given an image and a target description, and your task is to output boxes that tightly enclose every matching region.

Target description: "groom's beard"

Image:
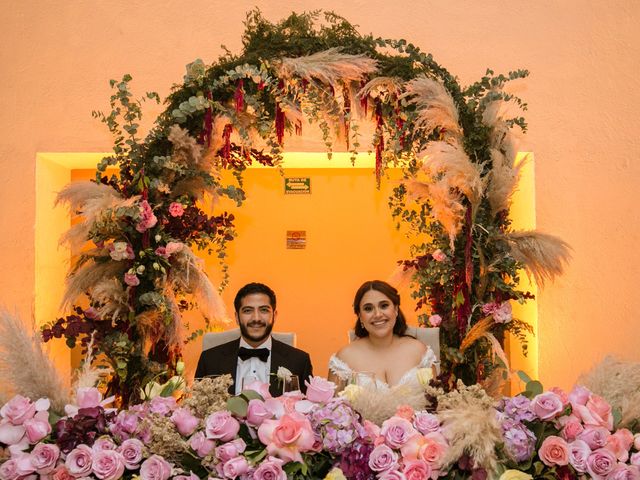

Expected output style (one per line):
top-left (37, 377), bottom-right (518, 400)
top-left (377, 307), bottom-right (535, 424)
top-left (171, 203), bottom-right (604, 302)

top-left (239, 321), bottom-right (274, 344)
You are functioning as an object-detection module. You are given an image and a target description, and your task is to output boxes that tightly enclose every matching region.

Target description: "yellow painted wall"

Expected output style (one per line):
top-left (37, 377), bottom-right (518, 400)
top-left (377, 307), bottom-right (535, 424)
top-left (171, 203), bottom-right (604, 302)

top-left (2, 1), bottom-right (640, 390)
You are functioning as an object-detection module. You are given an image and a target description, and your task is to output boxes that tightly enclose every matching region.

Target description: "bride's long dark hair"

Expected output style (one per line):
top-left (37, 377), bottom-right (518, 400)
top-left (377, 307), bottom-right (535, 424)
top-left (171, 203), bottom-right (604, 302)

top-left (353, 280), bottom-right (408, 338)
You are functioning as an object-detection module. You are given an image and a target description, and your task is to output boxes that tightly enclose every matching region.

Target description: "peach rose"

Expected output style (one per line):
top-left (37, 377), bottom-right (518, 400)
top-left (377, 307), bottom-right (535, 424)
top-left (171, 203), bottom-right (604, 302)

top-left (257, 412), bottom-right (315, 463)
top-left (538, 435), bottom-right (569, 467)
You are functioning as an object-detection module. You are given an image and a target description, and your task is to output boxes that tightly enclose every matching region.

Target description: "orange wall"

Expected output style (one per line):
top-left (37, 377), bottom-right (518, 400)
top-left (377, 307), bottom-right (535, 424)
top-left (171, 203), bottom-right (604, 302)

top-left (2, 1), bottom-right (640, 390)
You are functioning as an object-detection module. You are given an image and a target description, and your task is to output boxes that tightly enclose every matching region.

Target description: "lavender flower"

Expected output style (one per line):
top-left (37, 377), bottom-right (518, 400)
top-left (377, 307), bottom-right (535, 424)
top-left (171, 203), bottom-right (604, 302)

top-left (309, 398), bottom-right (366, 454)
top-left (501, 419), bottom-right (536, 462)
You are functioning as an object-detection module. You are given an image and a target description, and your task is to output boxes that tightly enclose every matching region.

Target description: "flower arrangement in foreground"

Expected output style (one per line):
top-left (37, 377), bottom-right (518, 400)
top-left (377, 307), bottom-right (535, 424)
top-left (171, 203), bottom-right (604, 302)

top-left (2, 373), bottom-right (639, 480)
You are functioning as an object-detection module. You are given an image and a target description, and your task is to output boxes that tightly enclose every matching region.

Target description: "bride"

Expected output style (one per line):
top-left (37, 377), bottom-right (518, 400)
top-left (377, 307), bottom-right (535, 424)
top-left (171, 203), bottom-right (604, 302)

top-left (328, 280), bottom-right (437, 390)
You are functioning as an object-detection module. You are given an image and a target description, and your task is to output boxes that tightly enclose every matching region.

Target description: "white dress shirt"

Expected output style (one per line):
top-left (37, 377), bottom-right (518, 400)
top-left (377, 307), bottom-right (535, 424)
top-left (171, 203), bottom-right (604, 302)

top-left (235, 337), bottom-right (272, 395)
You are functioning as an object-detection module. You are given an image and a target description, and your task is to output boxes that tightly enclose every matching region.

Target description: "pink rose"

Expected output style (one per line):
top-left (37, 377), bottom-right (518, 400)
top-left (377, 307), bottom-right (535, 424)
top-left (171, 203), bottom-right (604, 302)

top-left (243, 381), bottom-right (272, 399)
top-left (205, 411), bottom-right (240, 442)
top-left (189, 431), bottom-right (215, 457)
top-left (631, 452), bottom-right (640, 467)
top-left (124, 272), bottom-right (140, 286)
top-left (76, 388), bottom-right (102, 409)
top-left (587, 448), bottom-right (618, 480)
top-left (607, 464), bottom-right (640, 480)
top-left (586, 448), bottom-right (617, 479)
top-left (578, 426), bottom-right (610, 449)
top-left (0, 459), bottom-right (18, 480)
top-left (222, 456), bottom-right (249, 478)
top-left (363, 419), bottom-right (381, 441)
top-left (0, 422), bottom-right (26, 446)
top-left (51, 465), bottom-right (74, 480)
top-left (136, 200), bottom-right (158, 233)
top-left (92, 449), bottom-right (125, 480)
top-left (568, 385), bottom-right (591, 406)
top-left (380, 416), bottom-right (418, 449)
top-left (549, 387), bottom-right (569, 404)
top-left (108, 241), bottom-right (134, 261)
top-left (606, 428), bottom-right (635, 462)
top-left (378, 469), bottom-right (407, 480)
top-left (574, 394), bottom-right (614, 430)
top-left (492, 301), bottom-right (512, 323)
top-left (215, 439), bottom-right (246, 462)
top-left (560, 415), bottom-right (584, 441)
top-left (539, 435), bottom-right (569, 466)
top-left (413, 412), bottom-right (440, 435)
top-left (140, 455), bottom-right (172, 480)
top-left (118, 438), bottom-right (144, 469)
top-left (165, 241), bottom-right (183, 255)
top-left (395, 405), bottom-right (415, 420)
top-left (171, 408), bottom-right (199, 436)
top-left (23, 415), bottom-right (51, 443)
top-left (431, 249), bottom-right (446, 262)
top-left (173, 474), bottom-right (199, 480)
top-left (403, 459), bottom-right (431, 480)
top-left (31, 442), bottom-right (60, 474)
top-left (428, 315), bottom-right (442, 327)
top-left (12, 453), bottom-right (35, 477)
top-left (304, 377), bottom-right (336, 403)
top-left (258, 412), bottom-right (315, 463)
top-left (0, 395), bottom-right (36, 425)
top-left (369, 444), bottom-right (399, 472)
top-left (253, 457), bottom-right (286, 480)
top-left (247, 399), bottom-right (273, 427)
top-left (65, 444), bottom-right (93, 477)
top-left (634, 433), bottom-right (640, 451)
top-left (568, 439), bottom-right (591, 473)
top-left (92, 437), bottom-right (117, 451)
top-left (168, 202), bottom-right (184, 217)
top-left (401, 433), bottom-right (448, 468)
top-left (149, 396), bottom-right (177, 416)
top-left (531, 391), bottom-right (564, 420)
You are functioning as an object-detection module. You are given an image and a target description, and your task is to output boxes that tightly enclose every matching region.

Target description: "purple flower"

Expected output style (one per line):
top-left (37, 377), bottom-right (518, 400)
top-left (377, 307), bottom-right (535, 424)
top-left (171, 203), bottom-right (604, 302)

top-left (368, 444), bottom-right (399, 472)
top-left (531, 391), bottom-right (564, 420)
top-left (568, 439), bottom-right (591, 473)
top-left (118, 438), bottom-right (144, 469)
top-left (170, 407), bottom-right (199, 436)
top-left (253, 457), bottom-right (286, 480)
top-left (148, 396), bottom-right (177, 416)
top-left (586, 448), bottom-right (617, 479)
top-left (339, 439), bottom-right (375, 480)
top-left (65, 444), bottom-right (93, 477)
top-left (91, 449), bottom-right (125, 480)
top-left (502, 420), bottom-right (536, 462)
top-left (413, 411), bottom-right (441, 435)
top-left (500, 395), bottom-right (536, 423)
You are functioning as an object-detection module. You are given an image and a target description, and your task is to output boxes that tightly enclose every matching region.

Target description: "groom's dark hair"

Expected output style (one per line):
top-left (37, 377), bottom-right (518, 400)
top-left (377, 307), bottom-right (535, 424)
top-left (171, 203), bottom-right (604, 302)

top-left (234, 282), bottom-right (277, 312)
top-left (353, 280), bottom-right (408, 338)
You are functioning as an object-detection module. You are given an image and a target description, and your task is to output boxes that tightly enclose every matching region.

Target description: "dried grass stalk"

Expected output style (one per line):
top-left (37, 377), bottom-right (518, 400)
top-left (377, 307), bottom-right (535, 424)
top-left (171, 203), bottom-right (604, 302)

top-left (348, 384), bottom-right (427, 426)
top-left (73, 334), bottom-right (105, 390)
top-left (401, 76), bottom-right (463, 140)
top-left (356, 76), bottom-right (403, 100)
top-left (62, 259), bottom-right (127, 310)
top-left (277, 48), bottom-right (378, 85)
top-left (168, 125), bottom-right (204, 166)
top-left (90, 278), bottom-right (129, 321)
top-left (437, 382), bottom-right (501, 474)
top-left (387, 263), bottom-right (416, 290)
top-left (425, 180), bottom-right (467, 248)
top-left (486, 149), bottom-right (529, 216)
top-left (0, 309), bottom-right (70, 412)
top-left (579, 356), bottom-right (640, 428)
top-left (503, 230), bottom-right (572, 287)
top-left (459, 316), bottom-right (494, 352)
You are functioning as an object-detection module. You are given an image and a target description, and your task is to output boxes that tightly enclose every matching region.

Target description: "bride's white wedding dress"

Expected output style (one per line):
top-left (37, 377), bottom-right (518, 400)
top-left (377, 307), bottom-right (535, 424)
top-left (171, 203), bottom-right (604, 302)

top-left (328, 348), bottom-right (437, 390)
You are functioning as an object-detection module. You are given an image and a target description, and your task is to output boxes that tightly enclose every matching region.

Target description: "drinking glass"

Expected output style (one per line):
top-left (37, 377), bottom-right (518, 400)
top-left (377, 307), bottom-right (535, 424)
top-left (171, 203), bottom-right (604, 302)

top-left (349, 371), bottom-right (377, 390)
top-left (282, 375), bottom-right (300, 394)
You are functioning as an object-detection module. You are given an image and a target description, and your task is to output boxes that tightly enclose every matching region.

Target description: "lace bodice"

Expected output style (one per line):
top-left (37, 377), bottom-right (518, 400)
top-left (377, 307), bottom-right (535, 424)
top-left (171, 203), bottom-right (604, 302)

top-left (328, 348), bottom-right (436, 390)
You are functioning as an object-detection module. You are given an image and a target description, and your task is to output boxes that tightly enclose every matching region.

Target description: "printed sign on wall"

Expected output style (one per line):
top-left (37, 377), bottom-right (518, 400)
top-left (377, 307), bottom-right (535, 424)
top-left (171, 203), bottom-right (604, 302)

top-left (284, 177), bottom-right (311, 194)
top-left (286, 230), bottom-right (306, 249)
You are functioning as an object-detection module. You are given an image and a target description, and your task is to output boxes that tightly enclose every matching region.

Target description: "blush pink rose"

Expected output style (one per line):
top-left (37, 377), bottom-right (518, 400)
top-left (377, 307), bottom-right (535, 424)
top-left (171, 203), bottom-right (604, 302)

top-left (378, 469), bottom-right (407, 480)
top-left (531, 391), bottom-right (564, 420)
top-left (23, 415), bottom-right (51, 443)
top-left (607, 464), bottom-right (640, 480)
top-left (631, 452), bottom-right (640, 467)
top-left (253, 457), bottom-right (286, 480)
top-left (136, 200), bottom-right (158, 233)
top-left (92, 437), bottom-right (117, 451)
top-left (380, 416), bottom-right (418, 449)
top-left (139, 455), bottom-right (172, 480)
top-left (189, 431), bottom-right (215, 457)
top-left (148, 396), bottom-right (177, 416)
top-left (51, 465), bottom-right (75, 480)
top-left (258, 412), bottom-right (315, 463)
top-left (368, 444), bottom-right (399, 472)
top-left (568, 439), bottom-right (591, 473)
top-left (428, 315), bottom-right (442, 327)
top-left (165, 241), bottom-right (183, 255)
top-left (92, 449), bottom-right (125, 480)
top-left (634, 433), bottom-right (640, 451)
top-left (215, 439), bottom-right (246, 462)
top-left (118, 438), bottom-right (144, 469)
top-left (205, 411), bottom-right (240, 442)
top-left (222, 456), bottom-right (249, 478)
top-left (568, 385), bottom-right (591, 406)
top-left (586, 448), bottom-right (617, 479)
top-left (170, 408), bottom-right (199, 436)
top-left (363, 419), bottom-right (381, 441)
top-left (431, 249), bottom-right (446, 262)
top-left (0, 422), bottom-right (26, 446)
top-left (413, 412), bottom-right (440, 435)
top-left (168, 202), bottom-right (184, 217)
top-left (538, 435), bottom-right (569, 466)
top-left (247, 399), bottom-right (273, 427)
top-left (31, 442), bottom-right (60, 474)
top-left (578, 426), bottom-right (610, 449)
top-left (65, 444), bottom-right (93, 477)
top-left (12, 453), bottom-right (35, 477)
top-left (395, 405), bottom-right (415, 421)
top-left (560, 415), bottom-right (584, 441)
top-left (606, 428), bottom-right (635, 462)
top-left (574, 394), bottom-right (614, 430)
top-left (401, 433), bottom-right (447, 468)
top-left (124, 272), bottom-right (140, 286)
top-left (243, 381), bottom-right (272, 399)
top-left (0, 459), bottom-right (18, 480)
top-left (304, 377), bottom-right (336, 403)
top-left (402, 459), bottom-right (432, 480)
top-left (0, 395), bottom-right (36, 425)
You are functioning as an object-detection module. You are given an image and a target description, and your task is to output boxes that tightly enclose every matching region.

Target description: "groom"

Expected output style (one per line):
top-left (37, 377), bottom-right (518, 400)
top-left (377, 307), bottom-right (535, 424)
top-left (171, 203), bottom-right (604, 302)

top-left (195, 282), bottom-right (313, 396)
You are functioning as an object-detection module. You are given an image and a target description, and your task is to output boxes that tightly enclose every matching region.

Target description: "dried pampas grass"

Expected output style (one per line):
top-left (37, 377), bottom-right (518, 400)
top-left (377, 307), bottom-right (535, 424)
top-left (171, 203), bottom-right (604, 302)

top-left (502, 231), bottom-right (571, 287)
top-left (169, 246), bottom-right (228, 323)
top-left (401, 76), bottom-right (462, 139)
top-left (62, 259), bottom-right (127, 310)
top-left (436, 382), bottom-right (501, 475)
top-left (348, 384), bottom-right (427, 426)
top-left (425, 181), bottom-right (467, 248)
top-left (486, 149), bottom-right (529, 216)
top-left (579, 356), bottom-right (640, 428)
top-left (90, 278), bottom-right (129, 321)
top-left (357, 77), bottom-right (403, 101)
top-left (277, 48), bottom-right (378, 86)
top-left (168, 125), bottom-right (204, 167)
top-left (0, 309), bottom-right (70, 412)
top-left (73, 334), bottom-right (106, 390)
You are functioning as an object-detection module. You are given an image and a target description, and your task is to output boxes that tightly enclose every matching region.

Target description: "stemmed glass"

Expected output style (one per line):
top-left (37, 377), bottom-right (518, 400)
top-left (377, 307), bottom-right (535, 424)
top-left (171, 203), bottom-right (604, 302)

top-left (282, 375), bottom-right (300, 394)
top-left (349, 371), bottom-right (377, 390)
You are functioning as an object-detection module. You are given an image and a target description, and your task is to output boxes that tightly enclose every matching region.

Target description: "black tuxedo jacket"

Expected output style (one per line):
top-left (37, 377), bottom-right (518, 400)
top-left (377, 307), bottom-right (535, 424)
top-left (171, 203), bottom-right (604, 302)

top-left (194, 338), bottom-right (313, 397)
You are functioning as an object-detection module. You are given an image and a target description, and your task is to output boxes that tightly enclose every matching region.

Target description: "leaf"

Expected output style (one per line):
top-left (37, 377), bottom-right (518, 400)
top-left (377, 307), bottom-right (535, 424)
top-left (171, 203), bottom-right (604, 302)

top-left (612, 407), bottom-right (622, 428)
top-left (226, 396), bottom-right (248, 417)
top-left (241, 390), bottom-right (263, 401)
top-left (517, 370), bottom-right (532, 384)
top-left (526, 380), bottom-right (543, 396)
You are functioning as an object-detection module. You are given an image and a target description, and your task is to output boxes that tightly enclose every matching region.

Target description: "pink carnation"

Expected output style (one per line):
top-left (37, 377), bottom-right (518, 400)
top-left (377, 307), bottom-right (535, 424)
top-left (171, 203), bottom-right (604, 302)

top-left (136, 200), bottom-right (158, 233)
top-left (539, 435), bottom-right (569, 467)
top-left (258, 412), bottom-right (315, 463)
top-left (431, 249), bottom-right (446, 262)
top-left (124, 272), bottom-right (140, 286)
top-left (168, 202), bottom-right (185, 217)
top-left (428, 315), bottom-right (442, 327)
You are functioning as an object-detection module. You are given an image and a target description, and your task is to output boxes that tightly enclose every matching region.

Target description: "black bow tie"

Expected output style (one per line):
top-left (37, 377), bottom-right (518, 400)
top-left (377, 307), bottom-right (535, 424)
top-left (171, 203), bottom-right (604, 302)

top-left (238, 347), bottom-right (270, 362)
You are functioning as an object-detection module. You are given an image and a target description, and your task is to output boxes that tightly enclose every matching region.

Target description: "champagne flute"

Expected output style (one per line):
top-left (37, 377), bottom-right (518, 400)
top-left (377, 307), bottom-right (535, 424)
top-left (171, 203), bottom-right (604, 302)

top-left (282, 375), bottom-right (300, 394)
top-left (350, 371), bottom-right (377, 391)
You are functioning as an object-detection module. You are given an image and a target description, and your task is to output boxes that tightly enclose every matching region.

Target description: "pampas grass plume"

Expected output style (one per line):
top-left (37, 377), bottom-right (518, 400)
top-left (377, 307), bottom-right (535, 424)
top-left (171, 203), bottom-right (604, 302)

top-left (278, 48), bottom-right (378, 85)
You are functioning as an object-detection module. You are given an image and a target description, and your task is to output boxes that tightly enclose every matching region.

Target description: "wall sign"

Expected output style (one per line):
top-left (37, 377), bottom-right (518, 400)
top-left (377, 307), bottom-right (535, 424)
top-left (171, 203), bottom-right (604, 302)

top-left (286, 230), bottom-right (306, 249)
top-left (284, 177), bottom-right (311, 194)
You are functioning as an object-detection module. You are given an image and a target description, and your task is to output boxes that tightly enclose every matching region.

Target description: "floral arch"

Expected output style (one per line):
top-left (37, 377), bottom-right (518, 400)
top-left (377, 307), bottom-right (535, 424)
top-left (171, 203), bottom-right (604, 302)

top-left (40, 10), bottom-right (570, 405)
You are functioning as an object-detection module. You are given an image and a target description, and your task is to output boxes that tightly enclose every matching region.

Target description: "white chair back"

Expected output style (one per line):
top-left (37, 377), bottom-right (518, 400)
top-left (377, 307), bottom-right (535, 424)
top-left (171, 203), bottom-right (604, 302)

top-left (348, 326), bottom-right (440, 364)
top-left (202, 328), bottom-right (296, 351)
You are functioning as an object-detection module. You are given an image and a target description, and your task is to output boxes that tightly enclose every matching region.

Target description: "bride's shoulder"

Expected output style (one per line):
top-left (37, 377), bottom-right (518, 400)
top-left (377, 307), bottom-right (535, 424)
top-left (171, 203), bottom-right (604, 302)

top-left (396, 335), bottom-right (427, 357)
top-left (334, 339), bottom-right (365, 362)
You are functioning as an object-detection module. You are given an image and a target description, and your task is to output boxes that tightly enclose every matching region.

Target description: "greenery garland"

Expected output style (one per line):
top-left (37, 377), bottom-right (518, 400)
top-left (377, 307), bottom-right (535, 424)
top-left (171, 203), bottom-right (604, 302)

top-left (42, 10), bottom-right (570, 404)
